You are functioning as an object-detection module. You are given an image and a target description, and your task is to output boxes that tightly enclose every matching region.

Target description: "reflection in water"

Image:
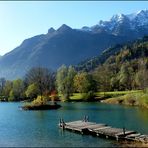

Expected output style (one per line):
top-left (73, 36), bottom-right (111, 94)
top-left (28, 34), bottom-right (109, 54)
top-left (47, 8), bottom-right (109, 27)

top-left (136, 107), bottom-right (148, 126)
top-left (34, 111), bottom-right (47, 120)
top-left (0, 102), bottom-right (147, 147)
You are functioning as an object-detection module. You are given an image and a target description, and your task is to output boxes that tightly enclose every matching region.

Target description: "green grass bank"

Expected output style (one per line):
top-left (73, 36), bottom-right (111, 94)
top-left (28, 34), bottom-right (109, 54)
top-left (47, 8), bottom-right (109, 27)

top-left (70, 90), bottom-right (148, 109)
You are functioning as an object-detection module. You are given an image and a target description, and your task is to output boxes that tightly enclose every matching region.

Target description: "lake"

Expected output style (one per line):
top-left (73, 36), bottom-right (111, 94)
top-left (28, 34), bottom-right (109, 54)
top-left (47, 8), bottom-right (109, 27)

top-left (0, 102), bottom-right (148, 147)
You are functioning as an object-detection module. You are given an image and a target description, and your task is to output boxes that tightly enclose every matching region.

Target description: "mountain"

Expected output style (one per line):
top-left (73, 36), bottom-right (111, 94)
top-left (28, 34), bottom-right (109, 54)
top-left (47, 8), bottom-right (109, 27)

top-left (0, 25), bottom-right (127, 79)
top-left (1, 10), bottom-right (148, 79)
top-left (81, 9), bottom-right (148, 39)
top-left (76, 36), bottom-right (148, 72)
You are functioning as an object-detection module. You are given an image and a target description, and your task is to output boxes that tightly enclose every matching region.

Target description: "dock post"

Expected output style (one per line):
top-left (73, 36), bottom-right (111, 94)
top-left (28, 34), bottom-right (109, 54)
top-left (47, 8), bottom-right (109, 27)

top-left (59, 118), bottom-right (62, 127)
top-left (116, 136), bottom-right (119, 141)
top-left (62, 118), bottom-right (64, 129)
top-left (60, 118), bottom-right (66, 130)
top-left (123, 127), bottom-right (126, 136)
top-left (83, 115), bottom-right (86, 122)
top-left (83, 115), bottom-right (89, 122)
top-left (86, 115), bottom-right (89, 122)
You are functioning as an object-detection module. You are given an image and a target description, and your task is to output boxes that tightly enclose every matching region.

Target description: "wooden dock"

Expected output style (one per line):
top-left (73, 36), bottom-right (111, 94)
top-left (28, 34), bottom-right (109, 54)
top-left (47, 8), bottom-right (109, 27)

top-left (59, 119), bottom-right (148, 144)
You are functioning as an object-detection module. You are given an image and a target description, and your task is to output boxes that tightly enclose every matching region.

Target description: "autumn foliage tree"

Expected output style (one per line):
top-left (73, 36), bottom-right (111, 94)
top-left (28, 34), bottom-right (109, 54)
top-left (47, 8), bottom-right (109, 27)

top-left (74, 72), bottom-right (96, 100)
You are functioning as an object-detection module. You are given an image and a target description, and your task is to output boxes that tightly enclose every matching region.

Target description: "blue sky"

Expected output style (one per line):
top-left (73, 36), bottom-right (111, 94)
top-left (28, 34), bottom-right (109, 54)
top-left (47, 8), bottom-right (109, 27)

top-left (0, 1), bottom-right (148, 55)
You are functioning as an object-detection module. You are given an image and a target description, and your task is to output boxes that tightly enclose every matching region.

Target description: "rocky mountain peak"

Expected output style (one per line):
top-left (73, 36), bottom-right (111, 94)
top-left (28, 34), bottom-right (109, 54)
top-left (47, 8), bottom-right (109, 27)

top-left (48, 27), bottom-right (55, 34)
top-left (57, 24), bottom-right (72, 32)
top-left (81, 9), bottom-right (148, 34)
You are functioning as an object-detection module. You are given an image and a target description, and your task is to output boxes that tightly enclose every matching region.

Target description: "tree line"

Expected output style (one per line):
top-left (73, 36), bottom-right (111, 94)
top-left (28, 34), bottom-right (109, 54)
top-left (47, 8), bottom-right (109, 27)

top-left (0, 65), bottom-right (93, 102)
top-left (0, 58), bottom-right (147, 102)
top-left (0, 36), bottom-right (148, 102)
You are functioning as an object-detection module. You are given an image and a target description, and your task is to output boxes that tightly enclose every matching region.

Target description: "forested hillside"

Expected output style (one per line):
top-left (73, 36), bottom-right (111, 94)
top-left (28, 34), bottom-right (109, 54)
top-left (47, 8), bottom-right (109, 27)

top-left (0, 36), bottom-right (148, 103)
top-left (76, 36), bottom-right (148, 72)
top-left (90, 36), bottom-right (148, 91)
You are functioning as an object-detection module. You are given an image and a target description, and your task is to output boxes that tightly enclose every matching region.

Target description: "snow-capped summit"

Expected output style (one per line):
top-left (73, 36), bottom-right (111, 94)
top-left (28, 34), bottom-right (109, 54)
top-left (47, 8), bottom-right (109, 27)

top-left (111, 13), bottom-right (126, 22)
top-left (134, 9), bottom-right (148, 26)
top-left (126, 13), bottom-right (137, 21)
top-left (102, 9), bottom-right (148, 30)
top-left (137, 9), bottom-right (148, 15)
top-left (81, 9), bottom-right (148, 35)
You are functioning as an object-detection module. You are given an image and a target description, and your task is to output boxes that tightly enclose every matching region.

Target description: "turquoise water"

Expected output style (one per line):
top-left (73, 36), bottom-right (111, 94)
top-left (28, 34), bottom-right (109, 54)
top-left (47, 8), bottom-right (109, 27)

top-left (0, 102), bottom-right (148, 147)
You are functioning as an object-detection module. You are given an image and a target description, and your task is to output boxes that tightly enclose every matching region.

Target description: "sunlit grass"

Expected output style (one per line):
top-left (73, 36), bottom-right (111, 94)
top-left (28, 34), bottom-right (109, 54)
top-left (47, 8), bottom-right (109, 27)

top-left (69, 90), bottom-right (142, 101)
top-left (70, 93), bottom-right (82, 100)
top-left (95, 90), bottom-right (141, 95)
top-left (103, 90), bottom-right (148, 108)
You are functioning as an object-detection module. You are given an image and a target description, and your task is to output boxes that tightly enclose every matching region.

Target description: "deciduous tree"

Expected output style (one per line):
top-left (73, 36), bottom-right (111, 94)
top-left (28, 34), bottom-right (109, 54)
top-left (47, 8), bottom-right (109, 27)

top-left (56, 65), bottom-right (76, 101)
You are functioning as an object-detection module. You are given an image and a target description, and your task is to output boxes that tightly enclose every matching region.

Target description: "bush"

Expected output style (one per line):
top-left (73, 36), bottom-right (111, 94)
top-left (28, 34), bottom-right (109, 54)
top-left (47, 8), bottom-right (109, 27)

top-left (50, 90), bottom-right (60, 101)
top-left (31, 96), bottom-right (48, 105)
top-left (81, 91), bottom-right (95, 101)
top-left (139, 93), bottom-right (148, 107)
top-left (118, 99), bottom-right (123, 104)
top-left (128, 98), bottom-right (136, 105)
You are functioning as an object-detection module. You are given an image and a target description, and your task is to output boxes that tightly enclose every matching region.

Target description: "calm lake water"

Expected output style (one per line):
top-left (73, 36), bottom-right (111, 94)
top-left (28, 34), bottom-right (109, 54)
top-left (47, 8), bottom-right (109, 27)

top-left (0, 102), bottom-right (148, 147)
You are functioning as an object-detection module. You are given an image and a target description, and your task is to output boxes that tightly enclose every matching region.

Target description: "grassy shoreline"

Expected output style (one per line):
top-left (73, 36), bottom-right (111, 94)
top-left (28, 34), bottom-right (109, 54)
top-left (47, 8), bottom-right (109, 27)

top-left (70, 90), bottom-right (142, 101)
top-left (70, 90), bottom-right (148, 109)
top-left (102, 91), bottom-right (148, 109)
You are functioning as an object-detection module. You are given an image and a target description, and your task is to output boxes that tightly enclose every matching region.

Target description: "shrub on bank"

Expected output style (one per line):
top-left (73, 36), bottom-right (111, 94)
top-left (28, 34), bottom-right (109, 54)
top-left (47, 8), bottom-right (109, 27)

top-left (103, 90), bottom-right (148, 108)
top-left (31, 96), bottom-right (49, 105)
top-left (81, 91), bottom-right (95, 101)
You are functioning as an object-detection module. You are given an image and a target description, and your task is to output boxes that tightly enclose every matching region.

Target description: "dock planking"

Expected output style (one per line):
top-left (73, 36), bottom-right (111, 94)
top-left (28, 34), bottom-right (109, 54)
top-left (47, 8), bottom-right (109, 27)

top-left (63, 121), bottom-right (97, 133)
top-left (59, 119), bottom-right (148, 144)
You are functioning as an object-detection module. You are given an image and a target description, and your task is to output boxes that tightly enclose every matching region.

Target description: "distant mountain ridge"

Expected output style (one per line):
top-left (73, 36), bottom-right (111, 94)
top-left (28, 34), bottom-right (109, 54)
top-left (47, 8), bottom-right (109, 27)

top-left (81, 9), bottom-right (148, 38)
top-left (0, 10), bottom-right (148, 79)
top-left (76, 36), bottom-right (148, 72)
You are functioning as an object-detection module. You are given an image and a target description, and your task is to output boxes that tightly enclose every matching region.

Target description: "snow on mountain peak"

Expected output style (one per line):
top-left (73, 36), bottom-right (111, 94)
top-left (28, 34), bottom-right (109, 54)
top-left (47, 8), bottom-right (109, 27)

top-left (137, 9), bottom-right (148, 15)
top-left (111, 13), bottom-right (126, 22)
top-left (81, 10), bottom-right (148, 33)
top-left (126, 13), bottom-right (137, 21)
top-left (102, 10), bottom-right (148, 29)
